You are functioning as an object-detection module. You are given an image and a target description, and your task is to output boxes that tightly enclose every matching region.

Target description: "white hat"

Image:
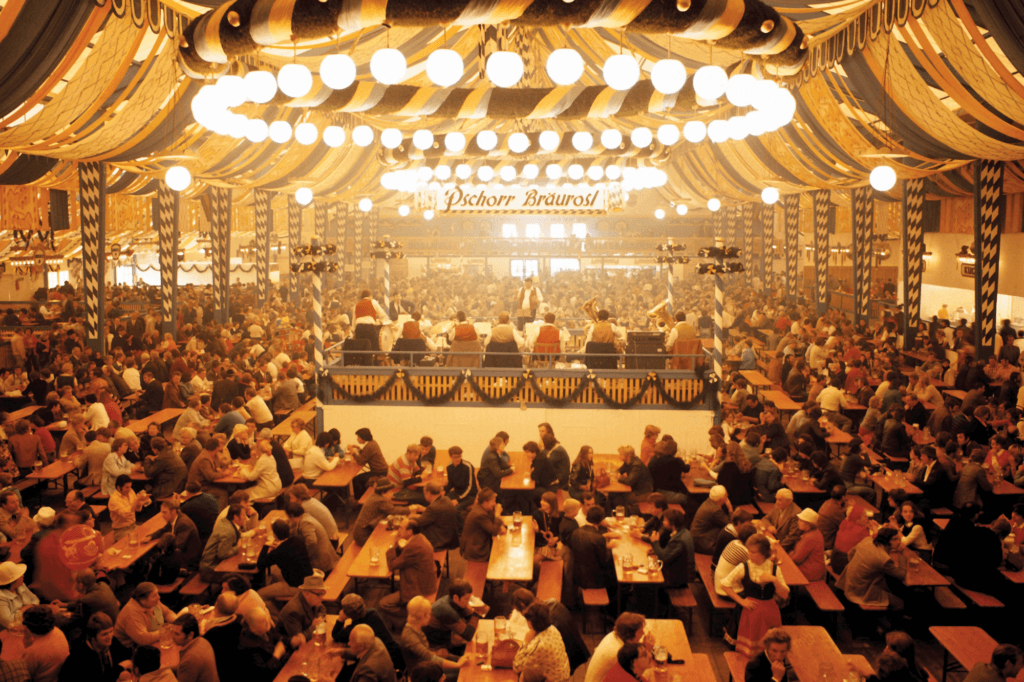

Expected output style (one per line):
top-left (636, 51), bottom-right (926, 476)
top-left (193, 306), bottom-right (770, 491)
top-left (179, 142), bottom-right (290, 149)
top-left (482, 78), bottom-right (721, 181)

top-left (33, 507), bottom-right (56, 526)
top-left (0, 561), bottom-right (27, 586)
top-left (797, 508), bottom-right (819, 524)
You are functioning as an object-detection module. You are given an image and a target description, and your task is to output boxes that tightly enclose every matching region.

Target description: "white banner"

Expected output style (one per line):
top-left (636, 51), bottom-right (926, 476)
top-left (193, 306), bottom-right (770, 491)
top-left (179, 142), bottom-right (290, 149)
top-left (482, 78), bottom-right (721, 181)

top-left (437, 185), bottom-right (606, 214)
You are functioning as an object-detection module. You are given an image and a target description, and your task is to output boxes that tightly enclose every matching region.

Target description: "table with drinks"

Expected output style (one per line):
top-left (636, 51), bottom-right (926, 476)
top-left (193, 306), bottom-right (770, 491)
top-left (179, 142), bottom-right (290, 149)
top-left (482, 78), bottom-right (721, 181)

top-left (896, 548), bottom-right (948, 591)
top-left (95, 507), bottom-right (168, 572)
top-left (488, 514), bottom-right (535, 582)
top-left (127, 408), bottom-right (184, 434)
top-left (869, 471), bottom-right (923, 495)
top-left (26, 458), bottom-right (78, 500)
top-left (348, 519), bottom-right (401, 586)
top-left (780, 626), bottom-right (873, 682)
top-left (215, 510), bottom-right (286, 573)
top-left (606, 511), bottom-right (666, 614)
top-left (273, 615), bottom-right (340, 682)
top-left (313, 455), bottom-right (365, 496)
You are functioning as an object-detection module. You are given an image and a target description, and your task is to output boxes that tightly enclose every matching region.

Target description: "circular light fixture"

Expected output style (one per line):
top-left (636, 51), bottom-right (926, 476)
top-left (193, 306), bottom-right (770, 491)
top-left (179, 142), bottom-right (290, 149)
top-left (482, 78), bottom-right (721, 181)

top-left (655, 209), bottom-right (666, 220)
top-left (682, 121), bottom-right (707, 143)
top-left (761, 187), bottom-right (780, 204)
top-left (244, 119), bottom-right (269, 143)
top-left (296, 188), bottom-right (313, 205)
top-left (359, 198), bottom-right (372, 212)
top-left (522, 164), bottom-right (539, 180)
top-left (707, 120), bottom-right (729, 143)
top-left (499, 166), bottom-right (517, 182)
top-left (423, 209), bottom-right (435, 220)
top-left (605, 165), bottom-right (622, 180)
top-left (570, 131), bottom-right (593, 152)
top-left (227, 114), bottom-right (248, 139)
top-left (444, 132), bottom-right (466, 152)
top-left (165, 166), bottom-right (191, 192)
top-left (603, 54), bottom-right (640, 91)
top-left (870, 165), bottom-right (897, 192)
top-left (538, 131), bottom-right (560, 151)
top-left (600, 129), bottom-right (623, 149)
top-left (370, 48), bottom-right (407, 85)
top-left (323, 125), bottom-right (346, 147)
top-left (726, 116), bottom-right (749, 141)
top-left (477, 166), bottom-right (495, 182)
top-left (545, 164), bottom-right (563, 179)
top-left (380, 128), bottom-right (402, 149)
top-left (455, 163), bottom-right (472, 180)
top-left (412, 129), bottom-right (434, 150)
top-left (191, 85), bottom-right (222, 126)
top-left (427, 49), bottom-right (464, 87)
top-left (476, 130), bottom-right (498, 151)
top-left (568, 164), bottom-right (585, 180)
top-left (243, 70), bottom-right (278, 103)
top-left (630, 127), bottom-right (653, 148)
top-left (352, 125), bottom-right (374, 146)
top-left (587, 166), bottom-right (604, 181)
top-left (295, 122), bottom-right (318, 145)
top-left (752, 79), bottom-right (780, 110)
top-left (268, 121), bottom-right (293, 143)
top-left (657, 124), bottom-right (680, 145)
top-left (509, 132), bottom-right (530, 153)
top-left (486, 51), bottom-right (524, 88)
top-left (707, 198), bottom-right (721, 211)
top-left (692, 65), bottom-right (728, 101)
top-left (417, 166), bottom-right (434, 182)
top-left (435, 165), bottom-right (452, 180)
top-left (398, 205), bottom-right (410, 217)
top-left (320, 54), bottom-right (357, 90)
top-left (218, 75), bottom-right (246, 107)
top-left (278, 63), bottom-right (313, 98)
top-left (726, 73), bottom-right (758, 107)
top-left (651, 59), bottom-right (687, 94)
top-left (676, 204), bottom-right (688, 216)
top-left (745, 111), bottom-right (768, 137)
top-left (546, 48), bottom-right (584, 86)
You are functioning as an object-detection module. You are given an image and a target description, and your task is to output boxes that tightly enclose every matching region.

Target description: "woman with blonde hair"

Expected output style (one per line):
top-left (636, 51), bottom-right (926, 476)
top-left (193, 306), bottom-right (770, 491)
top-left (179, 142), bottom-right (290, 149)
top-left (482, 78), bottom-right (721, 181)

top-left (707, 442), bottom-right (755, 506)
top-left (227, 423), bottom-right (252, 461)
top-left (238, 439), bottom-right (282, 501)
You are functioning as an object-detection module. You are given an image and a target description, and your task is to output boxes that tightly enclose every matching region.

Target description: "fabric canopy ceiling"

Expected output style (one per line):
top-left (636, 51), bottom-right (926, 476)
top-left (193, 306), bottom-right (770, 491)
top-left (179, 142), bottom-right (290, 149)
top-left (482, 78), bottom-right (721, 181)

top-left (0, 0), bottom-right (1023, 225)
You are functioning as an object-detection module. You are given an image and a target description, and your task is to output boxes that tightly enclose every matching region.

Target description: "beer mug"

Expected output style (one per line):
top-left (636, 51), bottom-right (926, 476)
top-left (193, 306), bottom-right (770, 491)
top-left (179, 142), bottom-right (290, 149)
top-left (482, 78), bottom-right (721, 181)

top-left (648, 556), bottom-right (663, 573)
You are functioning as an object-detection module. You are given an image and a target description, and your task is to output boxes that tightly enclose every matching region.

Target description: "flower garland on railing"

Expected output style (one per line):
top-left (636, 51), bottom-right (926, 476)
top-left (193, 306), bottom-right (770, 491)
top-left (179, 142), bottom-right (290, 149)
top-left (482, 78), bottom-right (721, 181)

top-left (330, 369), bottom-right (706, 409)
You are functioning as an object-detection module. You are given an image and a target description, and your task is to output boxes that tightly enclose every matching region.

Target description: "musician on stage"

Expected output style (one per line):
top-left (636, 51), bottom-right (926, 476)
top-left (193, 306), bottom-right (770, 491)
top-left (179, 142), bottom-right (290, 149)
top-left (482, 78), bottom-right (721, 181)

top-left (584, 309), bottom-right (626, 350)
top-left (511, 277), bottom-right (543, 331)
top-left (665, 311), bottom-right (698, 351)
top-left (399, 311), bottom-right (438, 351)
top-left (489, 312), bottom-right (525, 350)
top-left (526, 312), bottom-right (569, 353)
top-left (353, 289), bottom-right (390, 352)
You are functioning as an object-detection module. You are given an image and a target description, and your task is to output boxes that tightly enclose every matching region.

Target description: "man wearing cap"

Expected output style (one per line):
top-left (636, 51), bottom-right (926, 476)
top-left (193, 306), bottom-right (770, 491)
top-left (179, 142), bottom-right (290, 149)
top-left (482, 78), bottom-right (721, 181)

top-left (379, 518), bottom-right (438, 630)
top-left (762, 489), bottom-right (802, 552)
top-left (790, 508), bottom-right (826, 581)
top-left (278, 575), bottom-right (327, 648)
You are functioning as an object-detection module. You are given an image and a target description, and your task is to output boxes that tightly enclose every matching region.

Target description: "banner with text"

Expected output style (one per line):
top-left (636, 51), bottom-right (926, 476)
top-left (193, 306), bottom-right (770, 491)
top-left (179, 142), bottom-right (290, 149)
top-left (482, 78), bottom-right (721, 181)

top-left (437, 185), bottom-right (606, 215)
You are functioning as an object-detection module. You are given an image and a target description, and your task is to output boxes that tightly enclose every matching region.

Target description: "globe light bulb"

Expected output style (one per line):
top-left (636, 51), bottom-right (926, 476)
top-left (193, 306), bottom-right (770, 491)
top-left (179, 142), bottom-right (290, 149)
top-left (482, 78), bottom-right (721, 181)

top-left (455, 164), bottom-right (472, 180)
top-left (605, 165), bottom-right (622, 180)
top-left (752, 79), bottom-right (780, 110)
top-left (568, 164), bottom-right (585, 180)
top-left (412, 130), bottom-right (434, 150)
top-left (707, 120), bottom-right (729, 143)
top-left (870, 165), bottom-right (897, 191)
top-left (572, 132), bottom-right (593, 152)
top-left (545, 164), bottom-right (563, 179)
top-left (602, 54), bottom-right (640, 91)
top-left (522, 164), bottom-right (539, 180)
top-left (434, 165), bottom-right (452, 180)
top-left (323, 126), bottom-right (346, 147)
top-left (380, 128), bottom-right (402, 149)
top-left (444, 132), bottom-right (466, 152)
top-left (726, 116), bottom-right (749, 141)
top-left (474, 166), bottom-right (493, 182)
top-left (630, 127), bottom-right (653, 148)
top-left (745, 111), bottom-right (768, 137)
top-left (601, 129), bottom-right (623, 149)
top-left (726, 74), bottom-right (758, 108)
top-left (546, 48), bottom-right (584, 86)
top-left (486, 51), bottom-right (524, 88)
top-left (218, 75), bottom-right (246, 107)
top-left (761, 187), bottom-right (780, 204)
top-left (509, 133), bottom-right (530, 153)
top-left (539, 131), bottom-right (560, 151)
top-left (359, 198), bottom-right (372, 212)
top-left (692, 65), bottom-right (728, 101)
top-left (500, 166), bottom-right (517, 182)
top-left (476, 130), bottom-right (498, 151)
top-left (320, 54), bottom-right (356, 90)
top-left (655, 209), bottom-right (665, 219)
top-left (587, 166), bottom-right (604, 181)
top-left (268, 121), bottom-right (292, 143)
top-left (651, 59), bottom-right (687, 94)
top-left (707, 198), bottom-right (721, 211)
top-left (296, 188), bottom-right (313, 205)
top-left (424, 209), bottom-right (435, 220)
top-left (676, 204), bottom-right (688, 215)
top-left (657, 124), bottom-right (680, 145)
top-left (243, 119), bottom-right (269, 143)
top-left (683, 121), bottom-right (707, 143)
top-left (352, 125), bottom-right (374, 147)
top-left (165, 166), bottom-right (191, 192)
top-left (427, 49), bottom-right (464, 87)
top-left (278, 63), bottom-right (313, 98)
top-left (370, 48), bottom-right (407, 85)
top-left (295, 122), bottom-right (318, 145)
top-left (417, 166), bottom-right (434, 182)
top-left (398, 205), bottom-right (410, 217)
top-left (243, 70), bottom-right (278, 103)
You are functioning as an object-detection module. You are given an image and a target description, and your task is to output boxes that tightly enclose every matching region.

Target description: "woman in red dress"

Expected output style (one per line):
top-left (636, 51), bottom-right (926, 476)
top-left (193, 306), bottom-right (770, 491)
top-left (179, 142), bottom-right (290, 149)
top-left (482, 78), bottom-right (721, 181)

top-left (720, 534), bottom-right (790, 657)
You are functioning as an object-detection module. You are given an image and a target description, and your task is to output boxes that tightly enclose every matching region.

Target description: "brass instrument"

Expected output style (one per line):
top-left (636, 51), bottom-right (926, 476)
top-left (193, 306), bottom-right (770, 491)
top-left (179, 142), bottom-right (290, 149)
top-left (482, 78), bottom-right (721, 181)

top-left (647, 300), bottom-right (673, 330)
top-left (579, 297), bottom-right (600, 323)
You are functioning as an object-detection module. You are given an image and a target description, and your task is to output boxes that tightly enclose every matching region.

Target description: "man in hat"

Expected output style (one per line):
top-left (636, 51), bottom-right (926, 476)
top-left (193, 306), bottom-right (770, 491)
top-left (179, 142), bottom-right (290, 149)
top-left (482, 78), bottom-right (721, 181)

top-left (277, 574), bottom-right (327, 648)
top-left (790, 508), bottom-right (825, 581)
top-left (762, 489), bottom-right (802, 552)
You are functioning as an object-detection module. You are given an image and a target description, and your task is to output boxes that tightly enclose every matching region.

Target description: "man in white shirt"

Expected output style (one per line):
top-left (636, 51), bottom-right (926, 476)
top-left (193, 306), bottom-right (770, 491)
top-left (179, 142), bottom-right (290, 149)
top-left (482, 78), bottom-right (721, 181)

top-left (816, 377), bottom-right (849, 414)
top-left (122, 359), bottom-right (142, 392)
top-left (83, 394), bottom-right (110, 430)
top-left (511, 278), bottom-right (543, 331)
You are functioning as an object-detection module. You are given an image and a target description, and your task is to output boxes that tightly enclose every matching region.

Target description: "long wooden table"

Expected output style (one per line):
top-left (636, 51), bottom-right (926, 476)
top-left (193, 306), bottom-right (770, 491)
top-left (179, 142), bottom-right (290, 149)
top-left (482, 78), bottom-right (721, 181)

top-left (930, 626), bottom-right (998, 682)
top-left (313, 457), bottom-right (365, 490)
top-left (349, 521), bottom-right (400, 582)
top-left (773, 546), bottom-right (810, 587)
top-left (740, 370), bottom-right (773, 388)
top-left (214, 510), bottom-right (286, 573)
top-left (500, 451), bottom-right (535, 491)
top-left (487, 515), bottom-right (534, 582)
top-left (273, 615), bottom-right (341, 682)
top-left (780, 475), bottom-right (826, 496)
top-left (95, 511), bottom-right (169, 572)
top-left (128, 408), bottom-right (184, 434)
top-left (606, 517), bottom-right (666, 613)
top-left (870, 473), bottom-right (924, 496)
top-left (26, 458), bottom-right (78, 499)
top-left (781, 626), bottom-right (862, 682)
top-left (761, 390), bottom-right (802, 411)
top-left (6, 404), bottom-right (43, 421)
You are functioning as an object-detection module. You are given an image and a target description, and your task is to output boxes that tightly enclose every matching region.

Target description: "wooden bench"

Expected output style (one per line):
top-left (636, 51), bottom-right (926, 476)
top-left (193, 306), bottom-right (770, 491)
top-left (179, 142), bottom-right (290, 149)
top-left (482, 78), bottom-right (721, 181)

top-left (537, 560), bottom-right (563, 602)
top-left (580, 588), bottom-right (610, 634)
top-left (931, 507), bottom-right (953, 517)
top-left (666, 587), bottom-right (698, 632)
top-left (804, 580), bottom-right (844, 629)
top-left (464, 562), bottom-right (488, 599)
top-left (694, 554), bottom-right (735, 634)
top-left (951, 585), bottom-right (1004, 609)
top-left (80, 485), bottom-right (101, 498)
top-left (14, 479), bottom-right (37, 493)
top-left (180, 574), bottom-right (211, 600)
top-left (324, 541), bottom-right (362, 605)
top-left (157, 576), bottom-right (186, 596)
top-left (724, 651), bottom-right (749, 682)
top-left (934, 518), bottom-right (949, 530)
top-left (933, 587), bottom-right (967, 610)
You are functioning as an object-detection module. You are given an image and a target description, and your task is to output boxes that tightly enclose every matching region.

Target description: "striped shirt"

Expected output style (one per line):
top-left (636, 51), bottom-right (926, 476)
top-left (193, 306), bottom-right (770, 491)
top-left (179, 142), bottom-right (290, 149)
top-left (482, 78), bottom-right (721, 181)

top-left (388, 455), bottom-right (419, 488)
top-left (714, 539), bottom-right (749, 596)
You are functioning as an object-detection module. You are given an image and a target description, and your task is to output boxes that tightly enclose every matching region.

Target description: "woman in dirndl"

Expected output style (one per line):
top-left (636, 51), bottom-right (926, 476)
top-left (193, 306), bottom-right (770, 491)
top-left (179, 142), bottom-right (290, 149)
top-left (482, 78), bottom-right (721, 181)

top-left (721, 534), bottom-right (789, 657)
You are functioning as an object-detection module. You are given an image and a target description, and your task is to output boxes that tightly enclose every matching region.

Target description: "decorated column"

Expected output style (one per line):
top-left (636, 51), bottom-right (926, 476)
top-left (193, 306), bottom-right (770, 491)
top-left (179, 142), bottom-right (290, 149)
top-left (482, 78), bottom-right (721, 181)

top-left (254, 189), bottom-right (272, 307)
top-left (79, 161), bottom-right (106, 354)
top-left (338, 203), bottom-right (349, 281)
top-left (656, 240), bottom-right (687, 316)
top-left (354, 208), bottom-right (364, 282)
top-left (711, 211), bottom-right (725, 382)
top-left (315, 202), bottom-right (327, 242)
top-left (812, 190), bottom-right (831, 315)
top-left (368, 208), bottom-right (379, 287)
top-left (782, 195), bottom-right (800, 305)
top-left (312, 240), bottom-right (324, 433)
top-left (742, 204), bottom-right (754, 286)
top-left (210, 187), bottom-right (232, 325)
top-left (287, 195), bottom-right (302, 303)
top-left (974, 160), bottom-right (1006, 361)
top-left (851, 186), bottom-right (875, 327)
top-left (901, 179), bottom-right (925, 345)
top-left (761, 203), bottom-right (774, 291)
top-left (155, 182), bottom-right (180, 338)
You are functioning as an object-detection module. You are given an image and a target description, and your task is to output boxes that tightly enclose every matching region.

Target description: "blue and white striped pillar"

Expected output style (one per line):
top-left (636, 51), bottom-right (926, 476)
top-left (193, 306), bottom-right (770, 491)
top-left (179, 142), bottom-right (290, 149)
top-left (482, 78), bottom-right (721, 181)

top-left (666, 263), bottom-right (674, 316)
top-left (714, 237), bottom-right (724, 382)
top-left (383, 259), bottom-right (391, 314)
top-left (254, 189), bottom-right (272, 307)
top-left (79, 161), bottom-right (106, 355)
top-left (311, 239), bottom-right (325, 434)
top-left (287, 196), bottom-right (302, 303)
top-left (155, 181), bottom-right (180, 338)
top-left (210, 188), bottom-right (232, 325)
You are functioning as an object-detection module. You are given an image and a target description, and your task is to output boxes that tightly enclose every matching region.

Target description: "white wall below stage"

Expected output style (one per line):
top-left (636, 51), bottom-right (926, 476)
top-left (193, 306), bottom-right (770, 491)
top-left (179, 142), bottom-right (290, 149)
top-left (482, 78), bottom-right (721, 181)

top-left (322, 404), bottom-right (715, 466)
